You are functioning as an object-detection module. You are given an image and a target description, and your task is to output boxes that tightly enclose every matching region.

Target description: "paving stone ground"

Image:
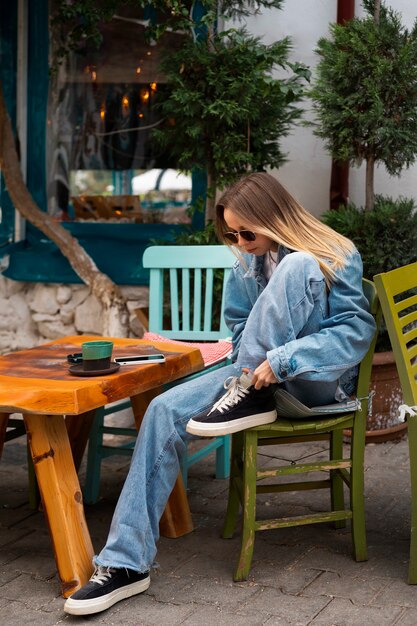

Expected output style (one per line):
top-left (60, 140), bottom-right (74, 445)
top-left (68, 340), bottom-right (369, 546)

top-left (1, 426), bottom-right (416, 626)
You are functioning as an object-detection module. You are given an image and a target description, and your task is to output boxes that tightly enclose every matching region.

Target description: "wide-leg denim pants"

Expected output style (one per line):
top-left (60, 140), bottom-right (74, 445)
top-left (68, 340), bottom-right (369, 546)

top-left (95, 252), bottom-right (336, 572)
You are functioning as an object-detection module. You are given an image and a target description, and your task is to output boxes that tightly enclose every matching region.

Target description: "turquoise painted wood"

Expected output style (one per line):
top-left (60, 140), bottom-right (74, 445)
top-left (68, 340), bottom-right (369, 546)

top-left (144, 245), bottom-right (235, 486)
top-left (144, 245), bottom-right (235, 340)
top-left (84, 245), bottom-right (235, 504)
top-left (374, 261), bottom-right (417, 584)
top-left (2, 222), bottom-right (188, 284)
top-left (190, 170), bottom-right (206, 230)
top-left (0, 0), bottom-right (18, 246)
top-left (27, 0), bottom-right (49, 212)
top-left (222, 279), bottom-right (381, 581)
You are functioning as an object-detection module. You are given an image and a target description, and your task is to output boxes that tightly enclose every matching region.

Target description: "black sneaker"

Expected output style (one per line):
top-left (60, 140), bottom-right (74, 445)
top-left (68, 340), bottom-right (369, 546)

top-left (63, 566), bottom-right (150, 616)
top-left (186, 373), bottom-right (277, 436)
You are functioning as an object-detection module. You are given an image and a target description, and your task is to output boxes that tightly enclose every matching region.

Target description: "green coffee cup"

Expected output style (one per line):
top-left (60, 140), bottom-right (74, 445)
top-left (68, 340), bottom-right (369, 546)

top-left (82, 340), bottom-right (114, 371)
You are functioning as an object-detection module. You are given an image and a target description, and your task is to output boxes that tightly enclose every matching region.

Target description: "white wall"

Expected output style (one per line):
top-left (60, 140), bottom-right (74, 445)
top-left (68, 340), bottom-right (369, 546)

top-left (243, 1), bottom-right (417, 215)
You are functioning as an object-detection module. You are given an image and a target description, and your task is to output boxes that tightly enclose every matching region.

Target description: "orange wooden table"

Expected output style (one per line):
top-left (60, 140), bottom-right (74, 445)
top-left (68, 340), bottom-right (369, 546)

top-left (0, 335), bottom-right (204, 597)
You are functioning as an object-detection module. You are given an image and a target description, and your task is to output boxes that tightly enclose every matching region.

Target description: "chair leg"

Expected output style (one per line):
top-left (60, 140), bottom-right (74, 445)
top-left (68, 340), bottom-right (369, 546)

top-left (350, 416), bottom-right (367, 562)
top-left (330, 429), bottom-right (346, 529)
top-left (407, 415), bottom-right (417, 583)
top-left (83, 408), bottom-right (106, 505)
top-left (215, 434), bottom-right (231, 480)
top-left (234, 430), bottom-right (258, 581)
top-left (222, 432), bottom-right (243, 539)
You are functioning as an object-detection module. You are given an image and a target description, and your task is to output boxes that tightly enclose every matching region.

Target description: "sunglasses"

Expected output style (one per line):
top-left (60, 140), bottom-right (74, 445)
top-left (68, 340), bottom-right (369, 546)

top-left (224, 230), bottom-right (257, 244)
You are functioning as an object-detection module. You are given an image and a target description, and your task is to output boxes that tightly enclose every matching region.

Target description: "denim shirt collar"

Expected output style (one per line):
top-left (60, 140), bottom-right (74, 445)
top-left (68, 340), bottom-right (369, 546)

top-left (242, 246), bottom-right (292, 286)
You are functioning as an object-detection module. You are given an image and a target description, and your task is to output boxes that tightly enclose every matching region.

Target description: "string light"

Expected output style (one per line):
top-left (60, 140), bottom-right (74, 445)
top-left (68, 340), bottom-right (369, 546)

top-left (84, 65), bottom-right (97, 81)
top-left (122, 94), bottom-right (130, 111)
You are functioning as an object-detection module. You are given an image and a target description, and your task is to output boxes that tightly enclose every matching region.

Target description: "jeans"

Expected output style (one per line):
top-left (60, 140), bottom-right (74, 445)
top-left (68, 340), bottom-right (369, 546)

top-left (94, 253), bottom-right (337, 573)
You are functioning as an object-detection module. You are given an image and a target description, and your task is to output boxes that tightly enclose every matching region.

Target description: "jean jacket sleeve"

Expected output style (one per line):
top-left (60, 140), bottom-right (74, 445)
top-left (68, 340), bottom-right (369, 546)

top-left (267, 250), bottom-right (377, 382)
top-left (223, 260), bottom-right (256, 361)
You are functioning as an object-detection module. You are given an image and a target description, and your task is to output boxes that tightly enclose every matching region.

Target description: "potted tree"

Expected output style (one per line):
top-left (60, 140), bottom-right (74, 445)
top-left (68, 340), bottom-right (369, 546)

top-left (310, 0), bottom-right (417, 440)
top-left (148, 2), bottom-right (310, 322)
top-left (153, 24), bottom-right (309, 221)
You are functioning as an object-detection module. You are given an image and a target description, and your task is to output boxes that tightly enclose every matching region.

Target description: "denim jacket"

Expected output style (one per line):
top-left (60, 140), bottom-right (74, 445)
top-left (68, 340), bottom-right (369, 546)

top-left (223, 247), bottom-right (376, 395)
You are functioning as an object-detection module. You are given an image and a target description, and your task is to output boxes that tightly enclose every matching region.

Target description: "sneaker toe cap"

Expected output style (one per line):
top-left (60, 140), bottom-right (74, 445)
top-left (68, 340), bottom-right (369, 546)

top-left (67, 583), bottom-right (97, 600)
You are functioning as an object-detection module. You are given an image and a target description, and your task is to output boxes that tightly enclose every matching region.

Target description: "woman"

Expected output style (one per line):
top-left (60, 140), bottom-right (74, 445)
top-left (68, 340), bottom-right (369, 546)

top-left (64, 173), bottom-right (376, 616)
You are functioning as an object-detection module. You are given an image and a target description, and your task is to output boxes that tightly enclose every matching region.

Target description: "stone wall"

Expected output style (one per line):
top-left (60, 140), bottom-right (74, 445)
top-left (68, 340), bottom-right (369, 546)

top-left (0, 275), bottom-right (149, 354)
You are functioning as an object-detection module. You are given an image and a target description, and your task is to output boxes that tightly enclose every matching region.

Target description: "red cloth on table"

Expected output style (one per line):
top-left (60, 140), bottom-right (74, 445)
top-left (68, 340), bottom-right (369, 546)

top-left (142, 332), bottom-right (232, 367)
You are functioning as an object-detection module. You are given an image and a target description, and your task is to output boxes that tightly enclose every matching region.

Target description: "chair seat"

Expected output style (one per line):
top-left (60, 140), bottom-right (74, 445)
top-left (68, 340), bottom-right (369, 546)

top-left (255, 411), bottom-right (356, 434)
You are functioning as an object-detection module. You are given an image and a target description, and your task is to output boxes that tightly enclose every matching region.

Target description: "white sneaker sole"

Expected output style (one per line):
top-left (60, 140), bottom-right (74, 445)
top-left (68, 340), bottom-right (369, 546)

top-left (186, 409), bottom-right (277, 437)
top-left (63, 575), bottom-right (150, 616)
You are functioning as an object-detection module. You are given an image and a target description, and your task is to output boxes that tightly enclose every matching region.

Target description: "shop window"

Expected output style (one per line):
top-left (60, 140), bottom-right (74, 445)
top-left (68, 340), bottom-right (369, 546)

top-left (47, 5), bottom-right (191, 226)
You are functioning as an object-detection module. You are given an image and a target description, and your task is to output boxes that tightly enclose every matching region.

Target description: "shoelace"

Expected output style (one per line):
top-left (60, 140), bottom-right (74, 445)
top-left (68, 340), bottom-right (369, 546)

top-left (208, 376), bottom-right (250, 415)
top-left (90, 566), bottom-right (117, 586)
top-left (398, 404), bottom-right (417, 421)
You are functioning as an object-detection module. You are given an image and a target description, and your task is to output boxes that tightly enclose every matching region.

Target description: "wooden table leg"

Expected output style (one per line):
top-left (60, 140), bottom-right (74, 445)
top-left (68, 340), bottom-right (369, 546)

top-left (158, 474), bottom-right (193, 538)
top-left (23, 413), bottom-right (94, 598)
top-left (130, 391), bottom-right (193, 538)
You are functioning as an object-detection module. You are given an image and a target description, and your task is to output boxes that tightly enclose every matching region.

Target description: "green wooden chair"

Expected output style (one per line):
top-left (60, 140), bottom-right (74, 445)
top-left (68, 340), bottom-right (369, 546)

top-left (83, 245), bottom-right (235, 504)
top-left (222, 279), bottom-right (381, 581)
top-left (374, 261), bottom-right (417, 584)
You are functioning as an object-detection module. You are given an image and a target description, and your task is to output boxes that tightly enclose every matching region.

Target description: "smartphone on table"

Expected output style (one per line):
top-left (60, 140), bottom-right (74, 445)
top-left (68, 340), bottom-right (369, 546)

top-left (114, 354), bottom-right (166, 365)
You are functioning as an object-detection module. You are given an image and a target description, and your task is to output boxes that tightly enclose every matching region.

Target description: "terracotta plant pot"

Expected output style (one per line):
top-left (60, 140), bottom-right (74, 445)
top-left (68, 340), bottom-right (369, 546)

top-left (345, 351), bottom-right (407, 444)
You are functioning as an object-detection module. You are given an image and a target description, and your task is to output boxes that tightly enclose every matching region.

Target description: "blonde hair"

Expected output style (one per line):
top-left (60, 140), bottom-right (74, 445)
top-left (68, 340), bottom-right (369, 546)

top-left (216, 172), bottom-right (354, 285)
